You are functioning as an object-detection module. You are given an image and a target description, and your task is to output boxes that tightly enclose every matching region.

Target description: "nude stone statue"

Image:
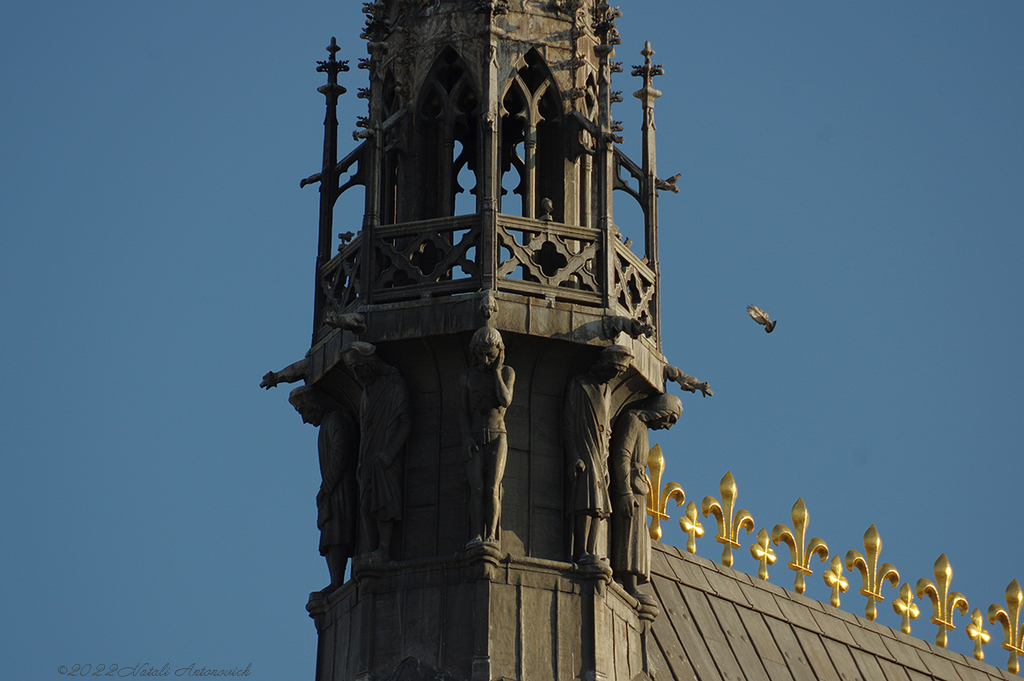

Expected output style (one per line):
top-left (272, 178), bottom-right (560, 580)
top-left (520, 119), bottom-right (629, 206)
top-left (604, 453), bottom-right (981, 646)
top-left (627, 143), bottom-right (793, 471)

top-left (461, 327), bottom-right (515, 547)
top-left (609, 393), bottom-right (682, 601)
top-left (562, 345), bottom-right (633, 564)
top-left (342, 342), bottom-right (411, 563)
top-left (288, 385), bottom-right (359, 594)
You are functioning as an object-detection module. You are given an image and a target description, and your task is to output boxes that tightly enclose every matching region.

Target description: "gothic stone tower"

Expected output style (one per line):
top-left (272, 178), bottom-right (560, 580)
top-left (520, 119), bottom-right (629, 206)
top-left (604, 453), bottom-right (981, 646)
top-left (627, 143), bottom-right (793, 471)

top-left (266, 2), bottom-right (703, 679)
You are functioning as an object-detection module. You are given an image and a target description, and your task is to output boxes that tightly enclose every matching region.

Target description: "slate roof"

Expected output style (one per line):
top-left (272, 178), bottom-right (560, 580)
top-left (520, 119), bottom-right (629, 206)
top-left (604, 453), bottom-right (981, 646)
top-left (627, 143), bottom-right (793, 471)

top-left (646, 543), bottom-right (1017, 681)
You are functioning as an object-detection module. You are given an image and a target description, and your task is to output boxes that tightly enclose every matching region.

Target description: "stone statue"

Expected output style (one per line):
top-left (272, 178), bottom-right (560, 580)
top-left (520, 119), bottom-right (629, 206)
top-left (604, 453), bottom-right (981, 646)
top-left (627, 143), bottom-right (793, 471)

top-left (342, 342), bottom-right (411, 563)
top-left (461, 327), bottom-right (516, 547)
top-left (323, 310), bottom-right (367, 333)
top-left (664, 365), bottom-right (713, 397)
top-left (260, 357), bottom-right (309, 390)
top-left (609, 394), bottom-right (682, 601)
top-left (288, 385), bottom-right (360, 595)
top-left (562, 345), bottom-right (634, 564)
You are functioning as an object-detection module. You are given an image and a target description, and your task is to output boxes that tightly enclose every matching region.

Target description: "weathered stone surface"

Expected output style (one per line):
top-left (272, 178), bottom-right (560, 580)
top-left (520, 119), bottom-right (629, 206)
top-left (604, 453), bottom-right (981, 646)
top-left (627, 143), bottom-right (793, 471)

top-left (308, 553), bottom-right (649, 681)
top-left (274, 1), bottom-right (699, 679)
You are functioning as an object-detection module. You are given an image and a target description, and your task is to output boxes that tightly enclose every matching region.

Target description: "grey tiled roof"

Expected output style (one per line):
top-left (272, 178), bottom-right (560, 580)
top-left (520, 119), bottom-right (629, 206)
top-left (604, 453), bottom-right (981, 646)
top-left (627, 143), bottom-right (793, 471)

top-left (645, 543), bottom-right (1016, 681)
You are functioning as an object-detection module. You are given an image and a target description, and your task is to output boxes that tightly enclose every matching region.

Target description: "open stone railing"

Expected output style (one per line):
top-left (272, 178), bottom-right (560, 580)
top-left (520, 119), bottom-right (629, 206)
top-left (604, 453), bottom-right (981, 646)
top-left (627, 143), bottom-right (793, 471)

top-left (318, 214), bottom-right (656, 332)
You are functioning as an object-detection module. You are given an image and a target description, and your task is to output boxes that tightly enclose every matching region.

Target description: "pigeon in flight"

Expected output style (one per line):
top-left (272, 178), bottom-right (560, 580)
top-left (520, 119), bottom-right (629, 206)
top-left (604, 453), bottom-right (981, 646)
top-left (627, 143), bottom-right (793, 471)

top-left (746, 305), bottom-right (776, 333)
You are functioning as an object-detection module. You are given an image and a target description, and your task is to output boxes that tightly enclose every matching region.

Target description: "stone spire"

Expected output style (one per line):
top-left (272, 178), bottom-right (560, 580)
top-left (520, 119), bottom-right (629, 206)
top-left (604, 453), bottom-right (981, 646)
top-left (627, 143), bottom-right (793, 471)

top-left (264, 3), bottom-right (709, 680)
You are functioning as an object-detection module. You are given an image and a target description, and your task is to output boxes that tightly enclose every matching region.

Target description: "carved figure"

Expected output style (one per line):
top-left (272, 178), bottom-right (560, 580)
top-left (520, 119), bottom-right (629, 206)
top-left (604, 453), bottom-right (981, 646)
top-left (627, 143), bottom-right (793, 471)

top-left (562, 345), bottom-right (633, 564)
top-left (342, 342), bottom-right (411, 563)
top-left (461, 327), bottom-right (516, 546)
top-left (539, 197), bottom-right (554, 221)
top-left (260, 357), bottom-right (309, 390)
top-left (656, 173), bottom-right (681, 194)
top-left (746, 304), bottom-right (777, 333)
top-left (609, 394), bottom-right (682, 599)
top-left (664, 365), bottom-right (713, 397)
top-left (323, 310), bottom-right (366, 333)
top-left (288, 385), bottom-right (359, 594)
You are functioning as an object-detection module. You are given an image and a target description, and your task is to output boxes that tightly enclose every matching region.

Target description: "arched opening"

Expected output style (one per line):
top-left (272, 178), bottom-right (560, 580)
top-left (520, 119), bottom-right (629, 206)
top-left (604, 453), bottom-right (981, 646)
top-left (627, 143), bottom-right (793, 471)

top-left (499, 50), bottom-right (565, 222)
top-left (413, 47), bottom-right (479, 220)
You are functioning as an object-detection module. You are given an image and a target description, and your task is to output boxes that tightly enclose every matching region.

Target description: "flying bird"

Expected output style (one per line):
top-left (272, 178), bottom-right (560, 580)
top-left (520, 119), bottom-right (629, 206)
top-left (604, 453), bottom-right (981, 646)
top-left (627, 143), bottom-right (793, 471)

top-left (746, 305), bottom-right (776, 333)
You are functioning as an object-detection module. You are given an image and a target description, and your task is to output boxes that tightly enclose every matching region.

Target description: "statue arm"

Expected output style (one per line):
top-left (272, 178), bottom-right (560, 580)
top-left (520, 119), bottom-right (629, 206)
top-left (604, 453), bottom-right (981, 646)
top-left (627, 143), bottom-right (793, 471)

top-left (261, 358), bottom-right (309, 389)
top-left (664, 365), bottom-right (713, 397)
top-left (608, 420), bottom-right (636, 499)
top-left (319, 415), bottom-right (347, 495)
top-left (494, 363), bottom-right (515, 409)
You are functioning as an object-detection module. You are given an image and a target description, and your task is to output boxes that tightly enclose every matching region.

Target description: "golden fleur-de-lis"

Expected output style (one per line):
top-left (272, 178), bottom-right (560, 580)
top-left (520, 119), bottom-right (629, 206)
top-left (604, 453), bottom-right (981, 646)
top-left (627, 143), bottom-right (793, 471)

top-left (646, 444), bottom-right (686, 541)
top-left (681, 500), bottom-right (704, 554)
top-left (771, 498), bottom-right (829, 595)
top-left (892, 582), bottom-right (921, 635)
top-left (967, 608), bottom-right (991, 662)
top-left (701, 471), bottom-right (754, 568)
top-left (845, 525), bottom-right (899, 621)
top-left (916, 553), bottom-right (969, 648)
top-left (988, 578), bottom-right (1024, 675)
top-left (824, 555), bottom-right (849, 608)
top-left (750, 528), bottom-right (777, 581)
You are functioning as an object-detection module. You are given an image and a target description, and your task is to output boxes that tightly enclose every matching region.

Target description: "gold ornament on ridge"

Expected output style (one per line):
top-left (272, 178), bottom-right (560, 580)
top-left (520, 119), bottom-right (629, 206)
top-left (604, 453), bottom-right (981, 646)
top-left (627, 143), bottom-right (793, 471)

top-left (845, 525), bottom-right (899, 621)
top-left (701, 471), bottom-right (754, 568)
top-left (892, 582), bottom-right (921, 635)
top-left (771, 498), bottom-right (829, 595)
top-left (967, 608), bottom-right (991, 663)
top-left (750, 528), bottom-right (777, 581)
top-left (824, 555), bottom-right (849, 609)
top-left (988, 578), bottom-right (1024, 675)
top-left (681, 500), bottom-right (704, 554)
top-left (916, 553), bottom-right (969, 648)
top-left (646, 444), bottom-right (685, 541)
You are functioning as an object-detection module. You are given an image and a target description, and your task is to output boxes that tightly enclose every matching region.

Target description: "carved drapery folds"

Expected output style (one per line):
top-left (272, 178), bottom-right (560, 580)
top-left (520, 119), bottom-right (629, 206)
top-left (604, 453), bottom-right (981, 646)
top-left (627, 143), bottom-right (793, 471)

top-left (343, 341), bottom-right (411, 564)
top-left (289, 385), bottom-right (360, 595)
top-left (609, 394), bottom-right (681, 601)
top-left (563, 345), bottom-right (634, 565)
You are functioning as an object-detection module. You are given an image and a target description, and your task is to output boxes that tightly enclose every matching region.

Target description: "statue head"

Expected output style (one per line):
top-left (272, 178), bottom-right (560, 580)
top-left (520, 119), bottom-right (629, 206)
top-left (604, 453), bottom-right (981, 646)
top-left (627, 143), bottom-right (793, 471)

top-left (593, 344), bottom-right (633, 382)
top-left (288, 385), bottom-right (335, 427)
top-left (342, 341), bottom-right (386, 386)
top-left (469, 326), bottom-right (504, 369)
top-left (638, 393), bottom-right (683, 431)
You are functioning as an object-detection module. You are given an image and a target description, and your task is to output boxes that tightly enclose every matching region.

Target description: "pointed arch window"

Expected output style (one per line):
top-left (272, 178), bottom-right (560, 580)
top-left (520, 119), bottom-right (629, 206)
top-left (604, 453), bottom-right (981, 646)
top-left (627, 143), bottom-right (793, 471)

top-left (500, 50), bottom-right (566, 221)
top-left (413, 47), bottom-right (479, 220)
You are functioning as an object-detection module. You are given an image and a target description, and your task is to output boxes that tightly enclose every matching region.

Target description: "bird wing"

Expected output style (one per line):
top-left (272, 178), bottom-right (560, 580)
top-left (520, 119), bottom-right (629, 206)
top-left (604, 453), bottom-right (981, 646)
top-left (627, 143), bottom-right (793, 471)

top-left (747, 305), bottom-right (771, 326)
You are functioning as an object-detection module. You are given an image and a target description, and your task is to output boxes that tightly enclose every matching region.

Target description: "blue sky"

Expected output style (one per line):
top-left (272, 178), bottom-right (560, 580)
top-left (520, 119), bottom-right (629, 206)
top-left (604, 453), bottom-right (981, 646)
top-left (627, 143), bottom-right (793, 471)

top-left (2, 2), bottom-right (1021, 678)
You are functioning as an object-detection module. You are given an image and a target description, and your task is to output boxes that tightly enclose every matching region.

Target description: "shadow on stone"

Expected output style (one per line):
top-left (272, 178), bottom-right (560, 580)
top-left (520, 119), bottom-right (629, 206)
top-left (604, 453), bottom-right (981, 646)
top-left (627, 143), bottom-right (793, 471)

top-left (381, 657), bottom-right (460, 681)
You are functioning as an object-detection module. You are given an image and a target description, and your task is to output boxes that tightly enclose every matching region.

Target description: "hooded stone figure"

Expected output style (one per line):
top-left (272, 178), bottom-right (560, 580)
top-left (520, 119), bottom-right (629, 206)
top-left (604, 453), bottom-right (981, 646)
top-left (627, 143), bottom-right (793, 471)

top-left (562, 345), bottom-right (634, 564)
top-left (342, 341), bottom-right (411, 563)
top-left (609, 393), bottom-right (682, 600)
top-left (289, 385), bottom-right (359, 594)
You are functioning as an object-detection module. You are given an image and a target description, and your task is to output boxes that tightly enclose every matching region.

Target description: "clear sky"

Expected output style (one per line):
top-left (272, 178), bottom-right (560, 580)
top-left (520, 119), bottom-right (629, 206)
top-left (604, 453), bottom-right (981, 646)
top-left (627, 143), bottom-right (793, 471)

top-left (2, 2), bottom-right (1021, 679)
